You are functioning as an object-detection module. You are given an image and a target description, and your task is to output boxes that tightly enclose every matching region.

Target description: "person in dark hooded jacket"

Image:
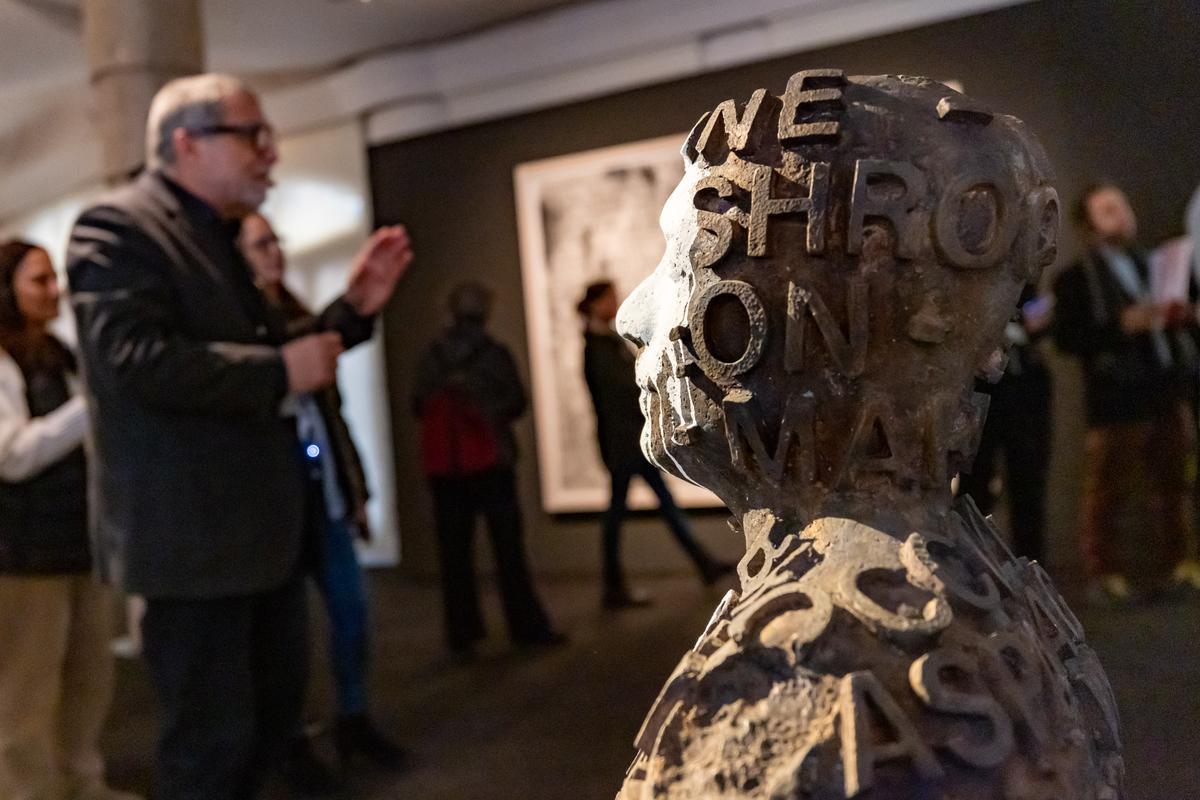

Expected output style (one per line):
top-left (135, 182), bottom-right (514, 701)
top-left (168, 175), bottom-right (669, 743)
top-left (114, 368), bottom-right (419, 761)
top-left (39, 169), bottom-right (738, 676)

top-left (413, 281), bottom-right (563, 656)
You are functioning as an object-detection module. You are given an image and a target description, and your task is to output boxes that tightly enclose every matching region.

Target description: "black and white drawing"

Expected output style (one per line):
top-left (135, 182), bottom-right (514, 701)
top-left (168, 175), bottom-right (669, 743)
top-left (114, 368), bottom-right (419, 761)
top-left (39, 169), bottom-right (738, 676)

top-left (515, 135), bottom-right (722, 512)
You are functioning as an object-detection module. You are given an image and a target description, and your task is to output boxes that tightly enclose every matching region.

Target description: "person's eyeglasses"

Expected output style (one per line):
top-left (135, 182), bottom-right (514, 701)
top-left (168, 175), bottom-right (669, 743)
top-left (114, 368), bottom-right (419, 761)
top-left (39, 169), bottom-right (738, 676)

top-left (187, 122), bottom-right (275, 152)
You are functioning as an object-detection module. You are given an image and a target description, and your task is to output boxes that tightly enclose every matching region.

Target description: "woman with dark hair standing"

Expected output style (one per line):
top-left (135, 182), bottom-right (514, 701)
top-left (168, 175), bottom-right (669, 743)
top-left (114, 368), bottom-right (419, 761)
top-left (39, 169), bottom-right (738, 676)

top-left (0, 241), bottom-right (139, 800)
top-left (237, 214), bottom-right (406, 782)
top-left (578, 281), bottom-right (731, 609)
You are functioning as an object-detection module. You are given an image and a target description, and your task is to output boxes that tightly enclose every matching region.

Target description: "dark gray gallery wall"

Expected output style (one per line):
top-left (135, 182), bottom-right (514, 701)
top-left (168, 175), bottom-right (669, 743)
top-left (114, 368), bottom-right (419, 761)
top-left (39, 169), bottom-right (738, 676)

top-left (369, 0), bottom-right (1200, 577)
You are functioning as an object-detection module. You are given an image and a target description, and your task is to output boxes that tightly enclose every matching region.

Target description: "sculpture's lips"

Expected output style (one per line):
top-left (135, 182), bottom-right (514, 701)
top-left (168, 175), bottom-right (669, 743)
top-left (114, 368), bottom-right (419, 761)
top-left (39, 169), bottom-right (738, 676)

top-left (634, 353), bottom-right (668, 455)
top-left (637, 371), bottom-right (658, 433)
top-left (634, 353), bottom-right (659, 395)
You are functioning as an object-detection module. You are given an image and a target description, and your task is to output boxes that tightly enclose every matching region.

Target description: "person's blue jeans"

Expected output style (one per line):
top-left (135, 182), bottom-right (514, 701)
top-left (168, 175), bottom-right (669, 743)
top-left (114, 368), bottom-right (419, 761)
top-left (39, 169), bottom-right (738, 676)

top-left (316, 516), bottom-right (370, 717)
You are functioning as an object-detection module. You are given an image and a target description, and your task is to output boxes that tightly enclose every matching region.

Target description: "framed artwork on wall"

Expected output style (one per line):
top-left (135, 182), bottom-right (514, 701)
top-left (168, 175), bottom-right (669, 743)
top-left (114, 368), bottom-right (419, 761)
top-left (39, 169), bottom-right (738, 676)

top-left (514, 134), bottom-right (724, 513)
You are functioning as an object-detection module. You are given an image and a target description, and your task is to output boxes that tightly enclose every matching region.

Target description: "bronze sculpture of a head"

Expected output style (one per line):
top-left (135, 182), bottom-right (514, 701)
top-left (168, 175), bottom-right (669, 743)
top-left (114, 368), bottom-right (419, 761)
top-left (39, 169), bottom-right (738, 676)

top-left (615, 72), bottom-right (1122, 800)
top-left (618, 71), bottom-right (1059, 528)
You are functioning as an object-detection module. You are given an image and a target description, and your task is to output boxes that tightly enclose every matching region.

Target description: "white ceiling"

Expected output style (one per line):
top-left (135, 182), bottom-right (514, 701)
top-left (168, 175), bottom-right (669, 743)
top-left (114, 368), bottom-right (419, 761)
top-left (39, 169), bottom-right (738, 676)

top-left (0, 0), bottom-right (588, 218)
top-left (1, 2), bottom-right (83, 89)
top-left (0, 0), bottom-right (585, 92)
top-left (205, 0), bottom-right (585, 77)
top-left (0, 0), bottom-right (1029, 224)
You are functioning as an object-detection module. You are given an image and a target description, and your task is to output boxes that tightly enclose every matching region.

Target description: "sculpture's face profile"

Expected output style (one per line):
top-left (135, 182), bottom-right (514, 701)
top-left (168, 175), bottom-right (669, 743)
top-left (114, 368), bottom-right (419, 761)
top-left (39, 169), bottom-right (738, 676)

top-left (617, 72), bottom-right (1060, 520)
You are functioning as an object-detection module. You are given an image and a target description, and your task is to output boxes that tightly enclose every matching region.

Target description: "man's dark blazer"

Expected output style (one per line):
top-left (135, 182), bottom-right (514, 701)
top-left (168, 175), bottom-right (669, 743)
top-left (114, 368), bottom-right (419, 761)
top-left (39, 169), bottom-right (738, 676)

top-left (67, 171), bottom-right (372, 599)
top-left (1052, 247), bottom-right (1174, 426)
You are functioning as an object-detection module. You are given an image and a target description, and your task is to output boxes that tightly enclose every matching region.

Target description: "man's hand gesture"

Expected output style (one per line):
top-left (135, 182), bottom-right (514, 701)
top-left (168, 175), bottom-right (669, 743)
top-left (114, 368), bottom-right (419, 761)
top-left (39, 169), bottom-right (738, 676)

top-left (344, 225), bottom-right (414, 317)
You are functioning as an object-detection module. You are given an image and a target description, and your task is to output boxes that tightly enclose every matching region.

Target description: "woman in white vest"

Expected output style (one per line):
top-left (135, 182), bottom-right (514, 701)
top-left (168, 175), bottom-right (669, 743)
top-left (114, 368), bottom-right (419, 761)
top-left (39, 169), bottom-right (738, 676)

top-left (0, 240), bottom-right (139, 800)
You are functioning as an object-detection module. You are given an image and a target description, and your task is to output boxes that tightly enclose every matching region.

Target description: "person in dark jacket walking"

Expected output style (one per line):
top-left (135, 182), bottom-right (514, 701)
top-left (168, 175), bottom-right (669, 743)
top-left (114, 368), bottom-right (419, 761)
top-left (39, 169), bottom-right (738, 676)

top-left (577, 282), bottom-right (732, 609)
top-left (413, 281), bottom-right (563, 657)
top-left (1053, 183), bottom-right (1195, 604)
top-left (0, 241), bottom-right (140, 800)
top-left (239, 213), bottom-right (405, 784)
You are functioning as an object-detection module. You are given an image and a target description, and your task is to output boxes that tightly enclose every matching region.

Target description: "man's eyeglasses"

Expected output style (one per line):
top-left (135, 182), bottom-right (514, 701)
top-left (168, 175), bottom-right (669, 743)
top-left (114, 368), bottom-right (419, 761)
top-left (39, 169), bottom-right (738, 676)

top-left (187, 122), bottom-right (275, 152)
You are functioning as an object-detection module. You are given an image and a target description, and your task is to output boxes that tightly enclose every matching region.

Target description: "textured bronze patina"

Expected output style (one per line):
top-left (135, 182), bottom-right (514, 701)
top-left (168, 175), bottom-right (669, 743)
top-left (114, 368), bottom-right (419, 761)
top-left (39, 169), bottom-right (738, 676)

top-left (616, 71), bottom-right (1123, 799)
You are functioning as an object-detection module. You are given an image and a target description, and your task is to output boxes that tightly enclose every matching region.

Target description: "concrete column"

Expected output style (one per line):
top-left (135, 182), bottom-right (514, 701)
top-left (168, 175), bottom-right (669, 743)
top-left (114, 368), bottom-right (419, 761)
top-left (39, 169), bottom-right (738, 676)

top-left (81, 0), bottom-right (204, 183)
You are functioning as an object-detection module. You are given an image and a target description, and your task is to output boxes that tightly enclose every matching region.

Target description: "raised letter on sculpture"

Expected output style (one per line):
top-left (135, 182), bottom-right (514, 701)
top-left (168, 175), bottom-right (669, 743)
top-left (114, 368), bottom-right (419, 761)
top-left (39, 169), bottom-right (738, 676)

top-left (723, 388), bottom-right (815, 483)
top-left (746, 162), bottom-right (829, 256)
top-left (696, 89), bottom-right (769, 162)
top-left (848, 159), bottom-right (928, 258)
top-left (910, 648), bottom-right (1015, 768)
top-left (785, 278), bottom-right (867, 376)
top-left (688, 280), bottom-right (767, 380)
top-left (692, 175), bottom-right (749, 270)
top-left (779, 69), bottom-right (846, 145)
top-left (933, 173), bottom-right (1020, 270)
top-left (839, 671), bottom-right (944, 796)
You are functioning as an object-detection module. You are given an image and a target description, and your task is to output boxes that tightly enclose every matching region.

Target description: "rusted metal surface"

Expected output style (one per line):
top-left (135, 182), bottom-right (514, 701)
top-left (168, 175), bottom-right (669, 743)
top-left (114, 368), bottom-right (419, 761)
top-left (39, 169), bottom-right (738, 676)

top-left (615, 71), bottom-right (1122, 799)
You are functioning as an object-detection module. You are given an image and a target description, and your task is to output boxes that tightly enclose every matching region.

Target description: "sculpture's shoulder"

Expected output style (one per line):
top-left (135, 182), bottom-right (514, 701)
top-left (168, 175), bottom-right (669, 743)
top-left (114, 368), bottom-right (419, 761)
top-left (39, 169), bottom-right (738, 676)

top-left (620, 504), bottom-right (1124, 800)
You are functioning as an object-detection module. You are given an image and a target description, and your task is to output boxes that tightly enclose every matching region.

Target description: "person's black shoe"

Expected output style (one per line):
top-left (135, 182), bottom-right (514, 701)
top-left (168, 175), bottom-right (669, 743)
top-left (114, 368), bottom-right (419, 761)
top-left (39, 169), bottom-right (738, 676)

top-left (335, 714), bottom-right (408, 771)
top-left (279, 736), bottom-right (344, 796)
top-left (699, 559), bottom-right (736, 586)
top-left (602, 586), bottom-right (653, 610)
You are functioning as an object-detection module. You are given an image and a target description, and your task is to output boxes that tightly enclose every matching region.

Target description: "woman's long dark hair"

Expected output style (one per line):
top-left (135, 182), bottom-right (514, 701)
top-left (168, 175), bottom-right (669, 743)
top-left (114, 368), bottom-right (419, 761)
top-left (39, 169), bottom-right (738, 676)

top-left (0, 240), bottom-right (73, 376)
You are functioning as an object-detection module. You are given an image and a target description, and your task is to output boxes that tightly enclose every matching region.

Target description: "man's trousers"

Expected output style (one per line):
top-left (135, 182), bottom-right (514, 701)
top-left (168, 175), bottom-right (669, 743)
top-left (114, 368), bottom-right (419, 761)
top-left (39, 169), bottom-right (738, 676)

top-left (1079, 402), bottom-right (1193, 582)
top-left (141, 577), bottom-right (308, 800)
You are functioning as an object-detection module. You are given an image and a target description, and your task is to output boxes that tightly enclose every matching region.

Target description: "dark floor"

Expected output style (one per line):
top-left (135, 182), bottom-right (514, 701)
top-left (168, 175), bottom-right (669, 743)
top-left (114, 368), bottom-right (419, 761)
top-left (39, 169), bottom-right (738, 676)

top-left (102, 571), bottom-right (1200, 799)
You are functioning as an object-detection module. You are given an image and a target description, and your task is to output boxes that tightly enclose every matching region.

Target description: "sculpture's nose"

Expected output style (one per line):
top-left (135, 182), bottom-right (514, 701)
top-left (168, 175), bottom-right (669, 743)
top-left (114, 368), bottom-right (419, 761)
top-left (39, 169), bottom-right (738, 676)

top-left (617, 272), bottom-right (658, 349)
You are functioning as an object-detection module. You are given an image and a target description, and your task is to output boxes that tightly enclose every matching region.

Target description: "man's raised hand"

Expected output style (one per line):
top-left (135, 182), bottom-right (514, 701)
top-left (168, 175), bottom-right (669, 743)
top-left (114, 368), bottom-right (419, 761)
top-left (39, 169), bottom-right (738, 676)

top-left (344, 225), bottom-right (414, 317)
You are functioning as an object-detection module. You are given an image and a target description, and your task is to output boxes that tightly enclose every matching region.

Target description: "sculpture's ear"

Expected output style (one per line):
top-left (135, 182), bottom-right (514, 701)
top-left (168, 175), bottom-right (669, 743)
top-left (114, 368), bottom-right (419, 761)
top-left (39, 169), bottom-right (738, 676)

top-left (682, 112), bottom-right (710, 165)
top-left (1025, 186), bottom-right (1060, 281)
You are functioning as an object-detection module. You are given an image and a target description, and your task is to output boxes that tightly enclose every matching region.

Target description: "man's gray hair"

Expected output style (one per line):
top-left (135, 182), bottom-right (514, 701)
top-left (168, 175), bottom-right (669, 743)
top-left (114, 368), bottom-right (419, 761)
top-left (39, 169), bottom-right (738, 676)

top-left (145, 73), bottom-right (253, 170)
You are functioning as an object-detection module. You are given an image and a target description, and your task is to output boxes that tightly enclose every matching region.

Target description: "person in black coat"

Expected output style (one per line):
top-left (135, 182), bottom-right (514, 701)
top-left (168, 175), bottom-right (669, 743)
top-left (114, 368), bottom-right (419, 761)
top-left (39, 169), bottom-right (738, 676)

top-left (239, 213), bottom-right (405, 784)
top-left (577, 282), bottom-right (731, 609)
top-left (413, 281), bottom-right (564, 656)
top-left (1052, 182), bottom-right (1194, 605)
top-left (67, 74), bottom-right (413, 800)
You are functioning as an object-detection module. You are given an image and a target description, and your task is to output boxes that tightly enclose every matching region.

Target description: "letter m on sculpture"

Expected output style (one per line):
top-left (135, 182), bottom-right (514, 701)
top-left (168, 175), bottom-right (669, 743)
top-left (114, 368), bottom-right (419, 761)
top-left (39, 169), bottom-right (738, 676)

top-left (723, 389), bottom-right (814, 484)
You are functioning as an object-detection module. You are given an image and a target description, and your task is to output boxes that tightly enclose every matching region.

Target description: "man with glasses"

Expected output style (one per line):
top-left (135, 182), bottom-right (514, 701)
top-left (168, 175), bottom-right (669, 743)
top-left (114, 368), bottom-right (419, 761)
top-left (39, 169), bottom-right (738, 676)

top-left (67, 74), bottom-right (414, 799)
top-left (190, 120), bottom-right (277, 152)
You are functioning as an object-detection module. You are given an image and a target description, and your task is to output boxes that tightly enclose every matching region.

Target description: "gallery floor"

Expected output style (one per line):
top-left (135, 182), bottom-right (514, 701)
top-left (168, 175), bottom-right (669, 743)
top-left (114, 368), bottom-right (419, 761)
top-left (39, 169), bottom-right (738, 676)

top-left (102, 570), bottom-right (1200, 799)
